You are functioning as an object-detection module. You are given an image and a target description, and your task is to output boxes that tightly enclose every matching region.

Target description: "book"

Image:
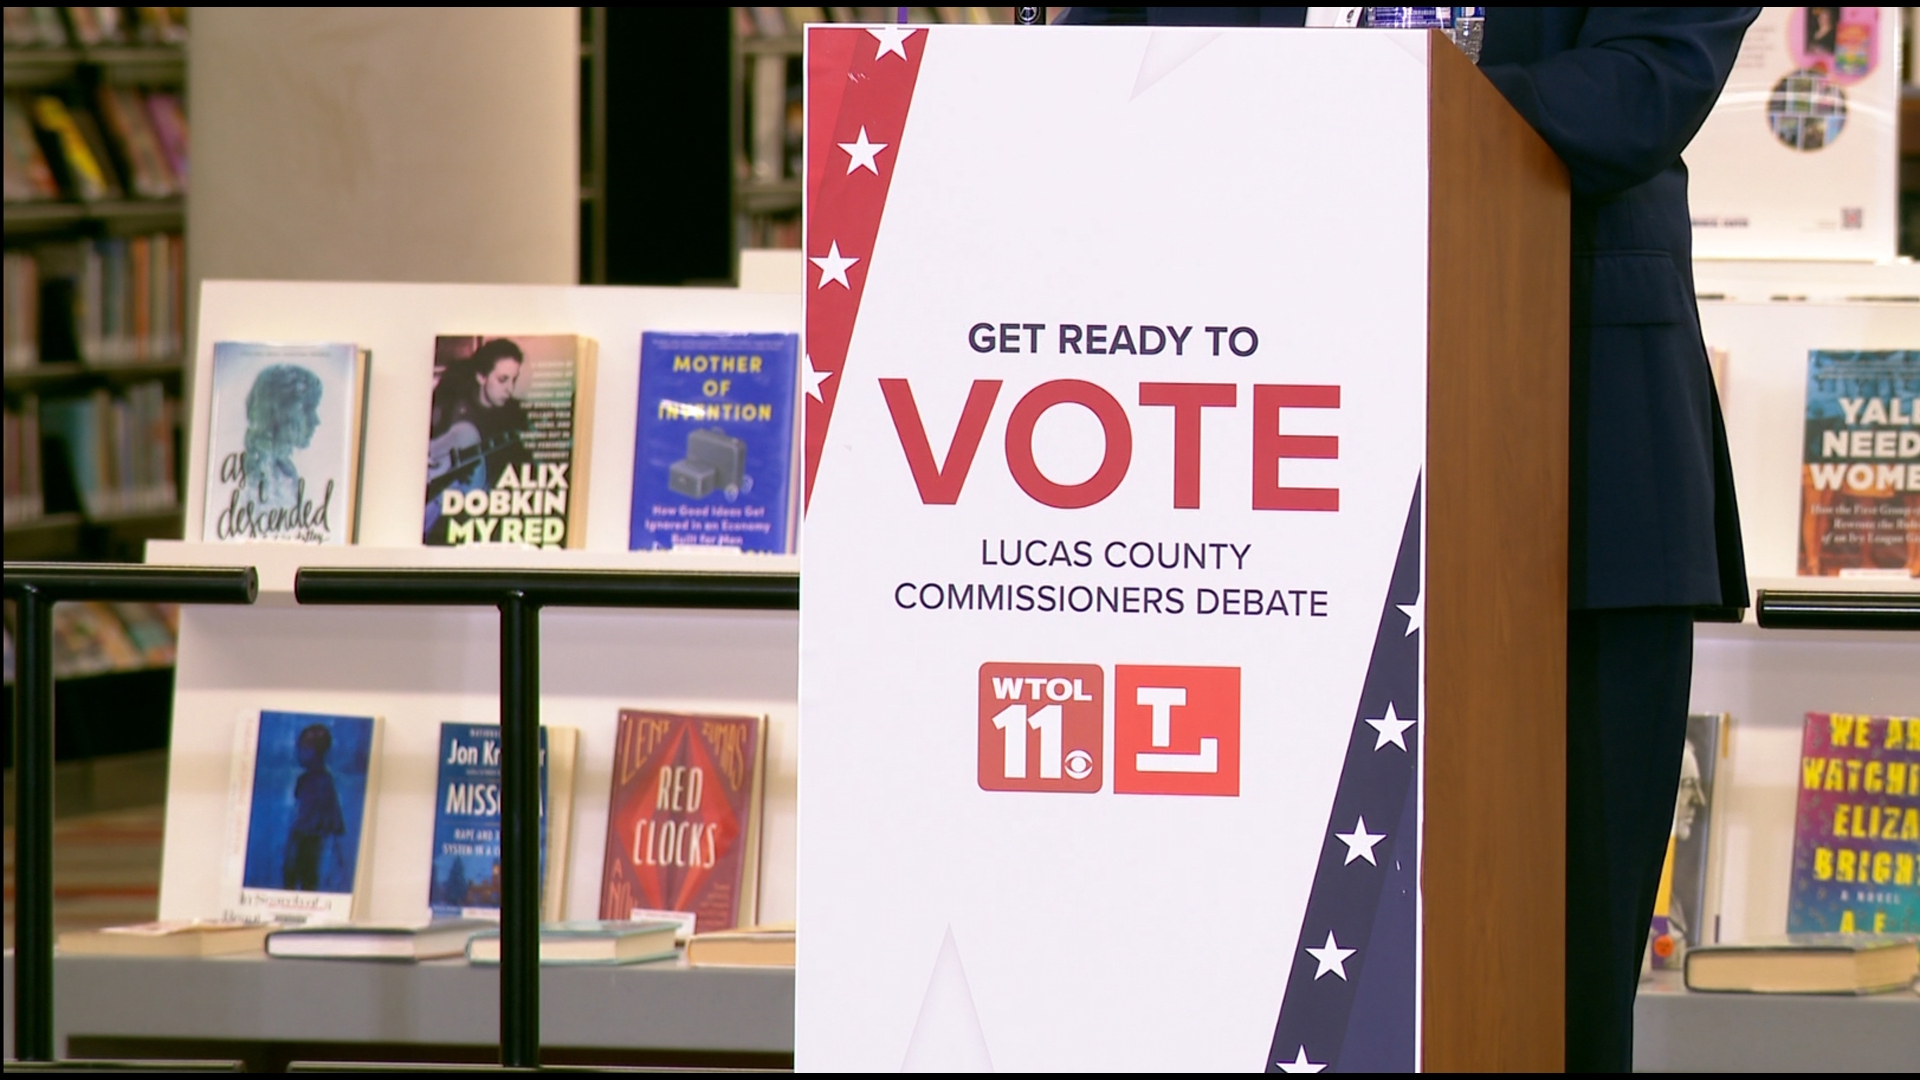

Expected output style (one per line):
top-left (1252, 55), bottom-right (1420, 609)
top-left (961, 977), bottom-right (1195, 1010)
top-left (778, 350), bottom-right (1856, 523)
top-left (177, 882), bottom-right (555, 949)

top-left (428, 722), bottom-right (579, 922)
top-left (219, 709), bottom-right (383, 926)
top-left (465, 920), bottom-right (680, 966)
top-left (1684, 934), bottom-right (1919, 994)
top-left (686, 922), bottom-right (796, 968)
top-left (628, 332), bottom-right (800, 554)
top-left (28, 93), bottom-right (119, 201)
top-left (1651, 713), bottom-right (1736, 969)
top-left (597, 709), bottom-right (769, 934)
top-left (2, 94), bottom-right (60, 201)
top-left (265, 919), bottom-right (493, 961)
top-left (1797, 350), bottom-right (1920, 576)
top-left (202, 342), bottom-right (369, 544)
top-left (1789, 713), bottom-right (1919, 935)
top-left (57, 920), bottom-right (272, 958)
top-left (424, 334), bottom-right (596, 548)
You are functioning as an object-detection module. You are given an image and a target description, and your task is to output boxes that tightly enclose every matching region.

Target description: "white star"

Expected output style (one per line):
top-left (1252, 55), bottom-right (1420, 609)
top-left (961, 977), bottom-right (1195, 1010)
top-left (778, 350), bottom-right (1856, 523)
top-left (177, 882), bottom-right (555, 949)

top-left (1364, 702), bottom-right (1415, 752)
top-left (867, 25), bottom-right (918, 60)
top-left (809, 241), bottom-right (859, 290)
top-left (1275, 1046), bottom-right (1327, 1074)
top-left (1335, 816), bottom-right (1385, 866)
top-left (837, 126), bottom-right (889, 175)
top-left (1396, 591), bottom-right (1423, 636)
top-left (1304, 930), bottom-right (1356, 981)
top-left (803, 352), bottom-right (835, 404)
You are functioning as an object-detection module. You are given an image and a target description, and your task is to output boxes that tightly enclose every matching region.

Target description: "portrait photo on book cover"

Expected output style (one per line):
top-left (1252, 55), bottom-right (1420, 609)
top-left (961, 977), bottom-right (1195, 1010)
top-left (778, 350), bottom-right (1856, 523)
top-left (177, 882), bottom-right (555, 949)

top-left (424, 333), bottom-right (580, 545)
top-left (243, 711), bottom-right (374, 895)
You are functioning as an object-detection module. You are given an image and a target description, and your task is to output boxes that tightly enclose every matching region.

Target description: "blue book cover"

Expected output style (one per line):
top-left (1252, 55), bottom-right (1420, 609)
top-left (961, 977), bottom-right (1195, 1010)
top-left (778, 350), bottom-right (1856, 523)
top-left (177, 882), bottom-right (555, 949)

top-left (202, 341), bottom-right (369, 544)
top-left (429, 723), bottom-right (577, 920)
top-left (221, 709), bottom-right (381, 925)
top-left (629, 331), bottom-right (800, 553)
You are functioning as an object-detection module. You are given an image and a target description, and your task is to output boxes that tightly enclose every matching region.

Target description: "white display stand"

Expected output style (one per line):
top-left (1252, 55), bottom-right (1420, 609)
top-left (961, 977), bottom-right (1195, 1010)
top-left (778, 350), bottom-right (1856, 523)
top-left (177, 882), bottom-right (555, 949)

top-left (151, 280), bottom-right (803, 929)
top-left (1688, 266), bottom-right (1920, 947)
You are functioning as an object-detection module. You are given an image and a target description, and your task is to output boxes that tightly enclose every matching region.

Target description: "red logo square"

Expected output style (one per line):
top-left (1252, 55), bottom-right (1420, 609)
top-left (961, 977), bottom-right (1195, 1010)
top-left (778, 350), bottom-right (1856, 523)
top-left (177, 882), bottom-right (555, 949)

top-left (1113, 665), bottom-right (1240, 796)
top-left (978, 663), bottom-right (1104, 793)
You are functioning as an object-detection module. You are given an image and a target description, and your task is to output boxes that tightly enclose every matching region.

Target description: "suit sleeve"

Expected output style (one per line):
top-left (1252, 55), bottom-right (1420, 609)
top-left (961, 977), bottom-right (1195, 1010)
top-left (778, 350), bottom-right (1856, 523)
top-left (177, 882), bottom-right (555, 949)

top-left (1479, 8), bottom-right (1760, 197)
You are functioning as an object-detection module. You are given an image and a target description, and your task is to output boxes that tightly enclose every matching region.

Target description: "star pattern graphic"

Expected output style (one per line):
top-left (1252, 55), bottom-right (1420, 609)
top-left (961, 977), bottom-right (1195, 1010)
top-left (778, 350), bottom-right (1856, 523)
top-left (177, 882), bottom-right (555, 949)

top-left (1364, 702), bottom-right (1415, 752)
top-left (1396, 591), bottom-right (1423, 636)
top-left (803, 352), bottom-right (835, 404)
top-left (838, 126), bottom-right (888, 175)
top-left (1334, 815), bottom-right (1385, 866)
top-left (867, 25), bottom-right (918, 59)
top-left (1304, 931), bottom-right (1356, 981)
top-left (810, 241), bottom-right (859, 289)
top-left (1275, 1047), bottom-right (1327, 1074)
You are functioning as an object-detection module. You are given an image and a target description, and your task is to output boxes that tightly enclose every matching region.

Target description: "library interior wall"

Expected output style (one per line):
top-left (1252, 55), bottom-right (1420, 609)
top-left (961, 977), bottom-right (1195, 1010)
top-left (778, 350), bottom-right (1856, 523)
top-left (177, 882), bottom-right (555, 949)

top-left (186, 8), bottom-right (579, 297)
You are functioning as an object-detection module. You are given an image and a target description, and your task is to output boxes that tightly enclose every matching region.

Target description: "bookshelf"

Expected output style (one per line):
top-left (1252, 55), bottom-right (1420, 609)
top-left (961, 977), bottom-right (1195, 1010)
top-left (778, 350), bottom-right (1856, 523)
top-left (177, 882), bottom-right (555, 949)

top-left (3, 10), bottom-right (188, 564)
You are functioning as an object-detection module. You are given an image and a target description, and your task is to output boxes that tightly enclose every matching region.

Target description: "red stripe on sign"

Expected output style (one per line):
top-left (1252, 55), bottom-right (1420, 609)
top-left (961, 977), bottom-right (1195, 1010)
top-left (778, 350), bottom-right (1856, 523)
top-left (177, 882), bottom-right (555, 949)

top-left (802, 25), bottom-right (928, 510)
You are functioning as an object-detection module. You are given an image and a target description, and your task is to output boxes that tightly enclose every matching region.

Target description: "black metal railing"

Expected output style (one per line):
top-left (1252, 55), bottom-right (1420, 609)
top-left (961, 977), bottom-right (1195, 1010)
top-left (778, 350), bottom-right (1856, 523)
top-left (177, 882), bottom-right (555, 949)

top-left (1754, 589), bottom-right (1920, 632)
top-left (3, 563), bottom-right (259, 1064)
top-left (293, 567), bottom-right (798, 1069)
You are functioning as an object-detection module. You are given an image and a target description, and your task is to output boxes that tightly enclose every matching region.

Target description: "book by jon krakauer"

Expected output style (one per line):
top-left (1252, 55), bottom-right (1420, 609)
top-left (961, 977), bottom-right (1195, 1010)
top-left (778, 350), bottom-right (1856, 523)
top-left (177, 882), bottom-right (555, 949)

top-left (220, 709), bottom-right (382, 925)
top-left (428, 722), bottom-right (577, 922)
top-left (629, 332), bottom-right (799, 553)
top-left (1788, 712), bottom-right (1919, 935)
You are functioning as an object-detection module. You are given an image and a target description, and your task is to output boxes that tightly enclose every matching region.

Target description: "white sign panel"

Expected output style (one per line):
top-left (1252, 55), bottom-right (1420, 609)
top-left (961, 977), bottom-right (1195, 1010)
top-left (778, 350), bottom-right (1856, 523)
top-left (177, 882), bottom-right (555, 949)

top-left (1687, 7), bottom-right (1899, 261)
top-left (798, 26), bottom-right (1430, 1071)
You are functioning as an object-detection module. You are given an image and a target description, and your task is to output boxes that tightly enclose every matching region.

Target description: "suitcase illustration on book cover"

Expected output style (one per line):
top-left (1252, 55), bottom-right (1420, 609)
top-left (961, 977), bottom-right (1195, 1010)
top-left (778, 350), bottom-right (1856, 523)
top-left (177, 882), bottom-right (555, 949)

top-left (598, 710), bottom-right (768, 933)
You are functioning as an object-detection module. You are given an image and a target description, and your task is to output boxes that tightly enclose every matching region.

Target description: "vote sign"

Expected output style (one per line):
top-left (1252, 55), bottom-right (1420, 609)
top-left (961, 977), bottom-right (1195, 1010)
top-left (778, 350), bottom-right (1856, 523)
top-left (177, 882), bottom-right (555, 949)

top-left (797, 25), bottom-right (1433, 1072)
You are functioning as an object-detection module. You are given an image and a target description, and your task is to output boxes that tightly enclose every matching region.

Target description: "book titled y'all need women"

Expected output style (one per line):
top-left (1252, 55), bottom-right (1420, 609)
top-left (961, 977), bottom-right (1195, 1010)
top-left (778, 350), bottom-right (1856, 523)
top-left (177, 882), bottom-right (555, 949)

top-left (428, 722), bottom-right (578, 922)
top-left (598, 709), bottom-right (768, 934)
top-left (220, 709), bottom-right (383, 925)
top-left (202, 342), bottom-right (369, 544)
top-left (1789, 712), bottom-right (1919, 936)
top-left (423, 334), bottom-right (597, 549)
top-left (1797, 349), bottom-right (1920, 577)
top-left (629, 331), bottom-right (800, 553)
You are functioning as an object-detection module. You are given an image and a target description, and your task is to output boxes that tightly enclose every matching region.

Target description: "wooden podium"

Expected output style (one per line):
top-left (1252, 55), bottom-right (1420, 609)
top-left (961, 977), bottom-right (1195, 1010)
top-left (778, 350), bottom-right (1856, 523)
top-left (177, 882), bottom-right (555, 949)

top-left (811, 23), bottom-right (1574, 1073)
top-left (1423, 35), bottom-right (1570, 1072)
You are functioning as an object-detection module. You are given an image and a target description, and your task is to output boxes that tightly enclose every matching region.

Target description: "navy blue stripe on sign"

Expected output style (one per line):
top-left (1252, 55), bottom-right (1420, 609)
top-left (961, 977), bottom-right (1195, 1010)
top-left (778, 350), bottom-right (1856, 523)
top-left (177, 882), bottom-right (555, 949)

top-left (1267, 479), bottom-right (1422, 1074)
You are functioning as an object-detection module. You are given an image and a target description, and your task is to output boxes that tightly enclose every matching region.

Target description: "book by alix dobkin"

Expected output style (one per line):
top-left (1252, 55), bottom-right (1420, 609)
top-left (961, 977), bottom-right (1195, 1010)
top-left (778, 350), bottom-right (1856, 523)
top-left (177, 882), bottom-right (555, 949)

top-left (424, 334), bottom-right (596, 548)
top-left (428, 722), bottom-right (578, 922)
top-left (1789, 713), bottom-right (1919, 935)
top-left (629, 331), bottom-right (800, 554)
top-left (220, 710), bottom-right (382, 925)
top-left (202, 342), bottom-right (369, 544)
top-left (598, 710), bottom-right (768, 933)
top-left (1797, 349), bottom-right (1920, 576)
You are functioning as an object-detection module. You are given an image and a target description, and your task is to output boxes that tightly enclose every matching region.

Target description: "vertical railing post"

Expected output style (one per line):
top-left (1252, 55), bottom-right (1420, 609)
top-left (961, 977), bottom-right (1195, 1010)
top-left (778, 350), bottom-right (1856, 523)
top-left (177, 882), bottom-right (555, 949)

top-left (12, 584), bottom-right (56, 1062)
top-left (497, 591), bottom-right (542, 1068)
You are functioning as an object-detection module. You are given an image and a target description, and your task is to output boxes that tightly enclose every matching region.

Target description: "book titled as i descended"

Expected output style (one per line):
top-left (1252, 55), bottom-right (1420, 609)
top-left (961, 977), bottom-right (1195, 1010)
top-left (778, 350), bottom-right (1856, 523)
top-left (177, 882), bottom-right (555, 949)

top-left (202, 342), bottom-right (368, 544)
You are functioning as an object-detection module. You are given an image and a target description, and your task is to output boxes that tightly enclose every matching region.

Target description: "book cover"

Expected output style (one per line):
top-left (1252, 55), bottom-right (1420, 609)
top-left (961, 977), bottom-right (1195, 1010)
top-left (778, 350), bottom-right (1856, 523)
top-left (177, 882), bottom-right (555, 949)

top-left (598, 710), bottom-right (768, 933)
top-left (1797, 349), bottom-right (1920, 576)
top-left (1652, 713), bottom-right (1733, 969)
top-left (1789, 713), bottom-right (1919, 935)
top-left (202, 342), bottom-right (369, 545)
top-left (428, 722), bottom-right (578, 921)
top-left (628, 331), bottom-right (800, 554)
top-left (466, 919), bottom-right (681, 965)
top-left (220, 709), bottom-right (382, 925)
top-left (424, 334), bottom-right (596, 548)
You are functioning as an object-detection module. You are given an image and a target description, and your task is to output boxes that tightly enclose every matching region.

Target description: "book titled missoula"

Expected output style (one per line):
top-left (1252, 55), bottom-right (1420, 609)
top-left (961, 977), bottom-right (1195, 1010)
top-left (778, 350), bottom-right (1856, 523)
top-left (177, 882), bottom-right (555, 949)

top-left (629, 331), bottom-right (800, 553)
top-left (202, 342), bottom-right (369, 544)
top-left (428, 722), bottom-right (578, 922)
top-left (1797, 349), bottom-right (1920, 576)
top-left (598, 709), bottom-right (768, 933)
top-left (424, 334), bottom-right (598, 548)
top-left (1789, 712), bottom-right (1919, 935)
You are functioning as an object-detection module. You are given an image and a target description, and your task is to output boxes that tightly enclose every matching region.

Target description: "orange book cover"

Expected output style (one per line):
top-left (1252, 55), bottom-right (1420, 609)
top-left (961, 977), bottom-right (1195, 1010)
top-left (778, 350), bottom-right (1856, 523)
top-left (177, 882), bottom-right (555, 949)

top-left (597, 709), bottom-right (767, 934)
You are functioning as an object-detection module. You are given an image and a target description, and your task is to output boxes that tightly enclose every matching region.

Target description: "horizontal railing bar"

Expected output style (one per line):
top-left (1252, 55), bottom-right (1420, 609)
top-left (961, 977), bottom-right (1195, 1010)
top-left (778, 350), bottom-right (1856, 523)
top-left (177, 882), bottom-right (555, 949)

top-left (1754, 589), bottom-right (1920, 632)
top-left (2, 562), bottom-right (258, 605)
top-left (294, 567), bottom-right (800, 610)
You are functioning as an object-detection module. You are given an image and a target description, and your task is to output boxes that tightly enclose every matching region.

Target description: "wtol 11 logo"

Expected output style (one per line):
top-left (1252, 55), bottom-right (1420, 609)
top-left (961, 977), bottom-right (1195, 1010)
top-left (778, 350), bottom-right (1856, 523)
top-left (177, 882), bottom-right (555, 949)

top-left (976, 663), bottom-right (1239, 796)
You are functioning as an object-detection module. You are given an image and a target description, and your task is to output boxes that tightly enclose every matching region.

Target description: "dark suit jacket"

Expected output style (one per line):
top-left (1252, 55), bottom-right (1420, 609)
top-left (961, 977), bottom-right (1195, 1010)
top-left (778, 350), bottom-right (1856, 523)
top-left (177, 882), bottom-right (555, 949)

top-left (1062, 7), bottom-right (1757, 610)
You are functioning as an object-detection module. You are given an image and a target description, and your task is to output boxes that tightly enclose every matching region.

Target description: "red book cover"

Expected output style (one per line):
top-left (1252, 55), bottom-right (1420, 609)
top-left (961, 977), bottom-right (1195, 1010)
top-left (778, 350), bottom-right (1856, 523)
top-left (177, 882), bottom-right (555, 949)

top-left (598, 709), bottom-right (767, 932)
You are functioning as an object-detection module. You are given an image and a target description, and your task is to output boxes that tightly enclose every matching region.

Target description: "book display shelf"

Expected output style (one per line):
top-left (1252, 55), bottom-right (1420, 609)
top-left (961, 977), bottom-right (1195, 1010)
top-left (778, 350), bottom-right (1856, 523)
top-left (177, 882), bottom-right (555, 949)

top-left (3, 10), bottom-right (189, 565)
